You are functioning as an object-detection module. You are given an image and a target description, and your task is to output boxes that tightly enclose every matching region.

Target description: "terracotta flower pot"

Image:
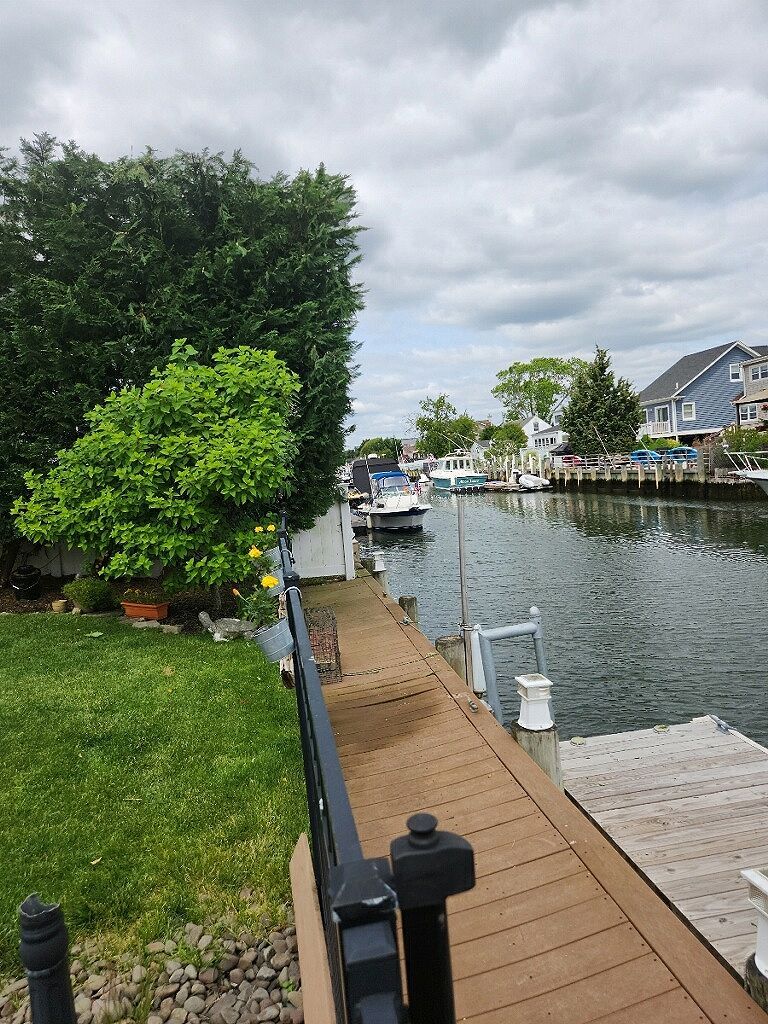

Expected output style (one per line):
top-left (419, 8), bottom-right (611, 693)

top-left (121, 600), bottom-right (169, 621)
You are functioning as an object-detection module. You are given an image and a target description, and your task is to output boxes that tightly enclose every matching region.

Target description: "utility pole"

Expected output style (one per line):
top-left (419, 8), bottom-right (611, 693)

top-left (457, 496), bottom-right (473, 686)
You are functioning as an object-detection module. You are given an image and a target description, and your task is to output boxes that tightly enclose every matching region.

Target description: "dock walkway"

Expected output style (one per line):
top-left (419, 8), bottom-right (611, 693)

top-left (305, 575), bottom-right (765, 1023)
top-left (561, 717), bottom-right (768, 976)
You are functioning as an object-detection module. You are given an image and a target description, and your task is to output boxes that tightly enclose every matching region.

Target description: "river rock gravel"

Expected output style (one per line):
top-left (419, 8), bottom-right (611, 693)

top-left (0, 919), bottom-right (302, 1024)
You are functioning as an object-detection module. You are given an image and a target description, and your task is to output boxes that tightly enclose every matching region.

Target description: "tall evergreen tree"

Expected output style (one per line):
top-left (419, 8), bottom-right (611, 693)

top-left (0, 135), bottom-right (361, 573)
top-left (561, 347), bottom-right (642, 454)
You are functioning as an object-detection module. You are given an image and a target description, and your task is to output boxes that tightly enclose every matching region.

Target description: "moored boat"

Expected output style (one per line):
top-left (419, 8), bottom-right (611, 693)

top-left (728, 450), bottom-right (768, 495)
top-left (429, 451), bottom-right (487, 492)
top-left (349, 458), bottom-right (432, 530)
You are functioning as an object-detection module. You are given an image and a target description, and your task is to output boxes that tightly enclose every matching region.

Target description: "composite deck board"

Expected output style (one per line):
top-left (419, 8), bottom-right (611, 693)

top-left (303, 576), bottom-right (765, 1022)
top-left (562, 718), bottom-right (768, 976)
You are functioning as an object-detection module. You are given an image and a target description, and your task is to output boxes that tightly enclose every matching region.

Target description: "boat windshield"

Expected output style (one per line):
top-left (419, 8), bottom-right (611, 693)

top-left (371, 472), bottom-right (412, 494)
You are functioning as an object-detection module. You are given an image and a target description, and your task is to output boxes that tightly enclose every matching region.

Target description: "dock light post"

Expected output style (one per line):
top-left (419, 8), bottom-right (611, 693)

top-left (510, 673), bottom-right (563, 789)
top-left (19, 895), bottom-right (76, 1024)
top-left (742, 868), bottom-right (768, 1011)
top-left (391, 813), bottom-right (475, 1024)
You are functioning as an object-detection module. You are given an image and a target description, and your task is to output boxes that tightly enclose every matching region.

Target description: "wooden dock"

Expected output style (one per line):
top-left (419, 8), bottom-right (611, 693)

top-left (561, 717), bottom-right (768, 977)
top-left (304, 576), bottom-right (765, 1023)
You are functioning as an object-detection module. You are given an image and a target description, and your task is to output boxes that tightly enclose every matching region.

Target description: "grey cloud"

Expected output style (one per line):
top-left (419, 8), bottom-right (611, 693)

top-left (2, 0), bottom-right (768, 438)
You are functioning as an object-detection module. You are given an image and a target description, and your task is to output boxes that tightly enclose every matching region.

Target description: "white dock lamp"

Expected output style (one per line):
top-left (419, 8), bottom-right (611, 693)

top-left (742, 868), bottom-right (768, 977)
top-left (515, 673), bottom-right (554, 731)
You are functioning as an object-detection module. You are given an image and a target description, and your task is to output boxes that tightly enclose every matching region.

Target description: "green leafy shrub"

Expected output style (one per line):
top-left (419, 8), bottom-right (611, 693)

top-left (13, 343), bottom-right (300, 589)
top-left (62, 578), bottom-right (119, 612)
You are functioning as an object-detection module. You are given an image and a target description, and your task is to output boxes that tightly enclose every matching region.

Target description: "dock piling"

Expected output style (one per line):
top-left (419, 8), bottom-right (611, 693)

top-left (435, 635), bottom-right (467, 683)
top-left (508, 673), bottom-right (563, 789)
top-left (397, 595), bottom-right (420, 628)
top-left (742, 868), bottom-right (768, 1011)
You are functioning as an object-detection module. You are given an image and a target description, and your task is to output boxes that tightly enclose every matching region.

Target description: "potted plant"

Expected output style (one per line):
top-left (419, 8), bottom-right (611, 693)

top-left (120, 585), bottom-right (170, 621)
top-left (254, 523), bottom-right (281, 567)
top-left (233, 575), bottom-right (294, 663)
top-left (10, 561), bottom-right (42, 601)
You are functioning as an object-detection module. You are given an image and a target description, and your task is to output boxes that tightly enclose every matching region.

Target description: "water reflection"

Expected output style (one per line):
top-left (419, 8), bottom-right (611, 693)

top-left (362, 489), bottom-right (768, 746)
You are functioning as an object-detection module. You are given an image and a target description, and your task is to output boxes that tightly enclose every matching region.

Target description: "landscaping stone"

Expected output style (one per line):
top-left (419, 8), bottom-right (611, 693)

top-left (0, 922), bottom-right (301, 1024)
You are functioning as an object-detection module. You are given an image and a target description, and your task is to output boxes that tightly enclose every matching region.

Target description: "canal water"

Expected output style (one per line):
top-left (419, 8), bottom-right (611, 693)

top-left (360, 489), bottom-right (768, 747)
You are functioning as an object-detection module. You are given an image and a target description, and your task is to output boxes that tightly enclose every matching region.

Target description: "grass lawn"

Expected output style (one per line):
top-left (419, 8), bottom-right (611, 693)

top-left (0, 613), bottom-right (306, 974)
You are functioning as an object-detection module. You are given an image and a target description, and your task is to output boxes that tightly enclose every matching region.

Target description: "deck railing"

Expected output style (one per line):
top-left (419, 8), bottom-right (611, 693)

top-left (16, 525), bottom-right (474, 1024)
top-left (277, 520), bottom-right (475, 1024)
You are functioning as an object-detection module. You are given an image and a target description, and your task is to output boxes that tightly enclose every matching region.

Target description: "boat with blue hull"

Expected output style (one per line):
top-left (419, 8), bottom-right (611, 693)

top-left (429, 451), bottom-right (487, 492)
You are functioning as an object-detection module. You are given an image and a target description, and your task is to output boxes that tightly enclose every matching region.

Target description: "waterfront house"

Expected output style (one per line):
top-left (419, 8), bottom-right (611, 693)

top-left (733, 353), bottom-right (768, 429)
top-left (638, 340), bottom-right (768, 441)
top-left (518, 413), bottom-right (569, 452)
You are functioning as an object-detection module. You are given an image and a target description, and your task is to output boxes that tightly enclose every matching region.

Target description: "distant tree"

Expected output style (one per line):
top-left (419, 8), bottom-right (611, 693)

top-left (492, 356), bottom-right (587, 421)
top-left (414, 395), bottom-right (477, 458)
top-left (491, 421), bottom-right (527, 449)
top-left (14, 343), bottom-right (299, 590)
top-left (478, 423), bottom-right (497, 441)
top-left (561, 347), bottom-right (642, 454)
top-left (356, 437), bottom-right (401, 459)
top-left (0, 136), bottom-right (361, 578)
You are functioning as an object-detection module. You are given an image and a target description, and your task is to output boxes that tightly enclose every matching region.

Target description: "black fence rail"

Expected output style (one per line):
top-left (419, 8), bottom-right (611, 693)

top-left (277, 523), bottom-right (475, 1024)
top-left (17, 525), bottom-right (474, 1024)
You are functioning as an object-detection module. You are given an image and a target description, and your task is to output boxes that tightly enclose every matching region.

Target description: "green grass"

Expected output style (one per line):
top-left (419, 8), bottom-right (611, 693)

top-left (0, 614), bottom-right (307, 974)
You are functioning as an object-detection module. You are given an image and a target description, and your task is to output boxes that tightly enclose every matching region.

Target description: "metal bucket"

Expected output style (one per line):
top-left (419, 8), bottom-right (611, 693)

top-left (252, 618), bottom-right (295, 662)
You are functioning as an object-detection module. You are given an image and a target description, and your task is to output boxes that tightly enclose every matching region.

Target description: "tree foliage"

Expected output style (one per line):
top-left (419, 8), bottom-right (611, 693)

top-left (0, 135), bottom-right (361, 545)
top-left (414, 395), bottom-right (478, 458)
top-left (492, 356), bottom-right (587, 421)
top-left (355, 437), bottom-right (401, 459)
top-left (560, 347), bottom-right (642, 454)
top-left (13, 344), bottom-right (300, 587)
top-left (491, 421), bottom-right (527, 449)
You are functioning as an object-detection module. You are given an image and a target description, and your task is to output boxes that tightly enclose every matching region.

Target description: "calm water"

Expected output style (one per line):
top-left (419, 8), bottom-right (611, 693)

top-left (360, 489), bottom-right (768, 747)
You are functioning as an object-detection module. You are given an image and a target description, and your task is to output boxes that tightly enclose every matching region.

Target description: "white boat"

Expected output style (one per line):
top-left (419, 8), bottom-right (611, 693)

top-left (516, 469), bottom-right (552, 491)
top-left (348, 460), bottom-right (434, 532)
top-left (429, 451), bottom-right (487, 491)
top-left (728, 451), bottom-right (768, 495)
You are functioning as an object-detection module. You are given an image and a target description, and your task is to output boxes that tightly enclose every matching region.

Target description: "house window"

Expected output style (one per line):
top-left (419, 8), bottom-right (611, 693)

top-left (641, 408), bottom-right (649, 422)
top-left (750, 362), bottom-right (768, 381)
top-left (532, 421), bottom-right (539, 432)
top-left (730, 363), bottom-right (742, 381)
top-left (681, 401), bottom-right (696, 421)
top-left (654, 405), bottom-right (670, 424)
top-left (740, 404), bottom-right (758, 422)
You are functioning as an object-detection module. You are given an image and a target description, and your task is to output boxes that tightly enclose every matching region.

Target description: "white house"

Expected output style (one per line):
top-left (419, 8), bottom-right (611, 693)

top-left (518, 415), bottom-right (568, 453)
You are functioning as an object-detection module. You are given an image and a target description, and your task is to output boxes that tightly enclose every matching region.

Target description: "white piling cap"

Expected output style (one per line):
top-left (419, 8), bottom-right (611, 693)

top-left (742, 868), bottom-right (768, 976)
top-left (515, 672), bottom-right (554, 731)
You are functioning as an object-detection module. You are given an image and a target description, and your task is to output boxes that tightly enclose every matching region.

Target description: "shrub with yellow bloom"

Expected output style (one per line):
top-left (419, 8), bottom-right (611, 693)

top-left (266, 524), bottom-right (276, 532)
top-left (248, 545), bottom-right (262, 558)
top-left (261, 575), bottom-right (280, 590)
top-left (254, 526), bottom-right (264, 533)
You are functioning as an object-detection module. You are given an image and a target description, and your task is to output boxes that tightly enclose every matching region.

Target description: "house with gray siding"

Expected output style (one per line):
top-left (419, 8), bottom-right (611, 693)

top-left (638, 341), bottom-right (768, 441)
top-left (733, 353), bottom-right (768, 429)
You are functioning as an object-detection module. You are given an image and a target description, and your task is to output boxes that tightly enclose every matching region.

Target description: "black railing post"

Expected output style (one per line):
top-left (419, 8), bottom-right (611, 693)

top-left (390, 814), bottom-right (475, 1024)
top-left (19, 895), bottom-right (76, 1024)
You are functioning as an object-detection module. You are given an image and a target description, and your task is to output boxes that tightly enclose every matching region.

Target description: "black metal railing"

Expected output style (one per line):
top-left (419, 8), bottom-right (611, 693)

top-left (17, 524), bottom-right (475, 1024)
top-left (277, 522), bottom-right (475, 1024)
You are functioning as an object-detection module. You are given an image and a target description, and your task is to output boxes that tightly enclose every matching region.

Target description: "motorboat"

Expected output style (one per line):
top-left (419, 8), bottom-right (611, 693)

top-left (515, 468), bottom-right (552, 491)
top-left (349, 458), bottom-right (431, 530)
top-left (429, 451), bottom-right (487, 492)
top-left (728, 450), bottom-right (768, 496)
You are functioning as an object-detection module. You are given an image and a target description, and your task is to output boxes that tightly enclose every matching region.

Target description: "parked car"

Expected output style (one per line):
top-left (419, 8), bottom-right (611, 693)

top-left (560, 454), bottom-right (583, 466)
top-left (667, 446), bottom-right (698, 464)
top-left (630, 448), bottom-right (662, 466)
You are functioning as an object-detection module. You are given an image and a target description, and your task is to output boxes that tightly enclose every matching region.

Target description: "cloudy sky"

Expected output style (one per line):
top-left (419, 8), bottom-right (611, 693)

top-left (3, 1), bottom-right (768, 439)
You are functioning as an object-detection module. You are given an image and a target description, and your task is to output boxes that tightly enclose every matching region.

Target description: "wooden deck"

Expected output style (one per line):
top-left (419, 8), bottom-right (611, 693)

top-left (561, 717), bottom-right (768, 977)
top-left (305, 575), bottom-right (766, 1023)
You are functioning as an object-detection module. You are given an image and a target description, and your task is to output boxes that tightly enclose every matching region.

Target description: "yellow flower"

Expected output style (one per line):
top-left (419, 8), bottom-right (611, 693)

top-left (248, 545), bottom-right (262, 558)
top-left (254, 525), bottom-right (264, 533)
top-left (266, 524), bottom-right (276, 532)
top-left (261, 575), bottom-right (279, 589)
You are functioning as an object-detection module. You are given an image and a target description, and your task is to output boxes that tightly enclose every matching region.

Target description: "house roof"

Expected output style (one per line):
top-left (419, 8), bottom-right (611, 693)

top-left (735, 386), bottom-right (768, 405)
top-left (638, 342), bottom-right (768, 404)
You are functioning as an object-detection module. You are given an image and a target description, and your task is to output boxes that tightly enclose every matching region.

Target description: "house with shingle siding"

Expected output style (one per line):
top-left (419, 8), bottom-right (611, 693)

top-left (638, 341), bottom-right (768, 440)
top-left (733, 353), bottom-right (768, 429)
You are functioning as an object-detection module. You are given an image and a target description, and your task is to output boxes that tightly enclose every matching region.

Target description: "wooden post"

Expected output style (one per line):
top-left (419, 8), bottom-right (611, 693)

top-left (507, 673), bottom-right (563, 789)
top-left (745, 957), bottom-right (768, 1013)
top-left (436, 635), bottom-right (467, 683)
top-left (398, 595), bottom-right (420, 628)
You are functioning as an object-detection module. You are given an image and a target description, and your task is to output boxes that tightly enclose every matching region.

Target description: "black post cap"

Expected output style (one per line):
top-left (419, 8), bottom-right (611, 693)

top-left (391, 814), bottom-right (475, 910)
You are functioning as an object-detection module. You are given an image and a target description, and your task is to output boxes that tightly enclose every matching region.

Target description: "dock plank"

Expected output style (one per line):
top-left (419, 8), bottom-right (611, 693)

top-left (562, 718), bottom-right (768, 978)
top-left (308, 576), bottom-right (764, 1023)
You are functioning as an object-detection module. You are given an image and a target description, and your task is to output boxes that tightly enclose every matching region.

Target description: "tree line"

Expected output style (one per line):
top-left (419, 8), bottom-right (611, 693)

top-left (353, 349), bottom-right (642, 460)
